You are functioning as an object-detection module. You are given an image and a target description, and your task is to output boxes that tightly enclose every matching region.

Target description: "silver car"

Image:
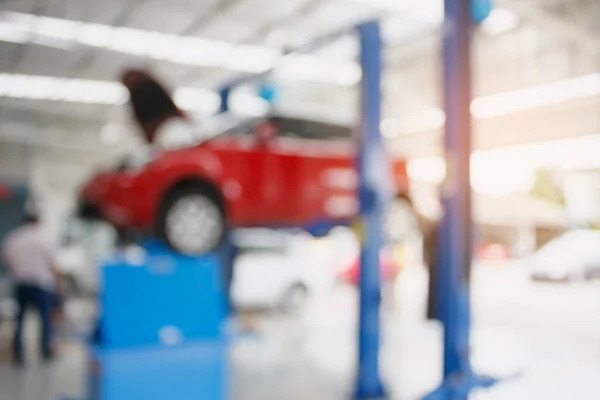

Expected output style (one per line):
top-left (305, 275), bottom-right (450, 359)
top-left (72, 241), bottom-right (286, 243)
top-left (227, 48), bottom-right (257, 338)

top-left (529, 230), bottom-right (600, 282)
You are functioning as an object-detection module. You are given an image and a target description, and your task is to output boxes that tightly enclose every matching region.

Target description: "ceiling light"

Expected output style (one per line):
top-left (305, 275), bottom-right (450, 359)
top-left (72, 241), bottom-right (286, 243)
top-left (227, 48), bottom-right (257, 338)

top-left (0, 22), bottom-right (29, 43)
top-left (0, 11), bottom-right (361, 86)
top-left (481, 8), bottom-right (518, 36)
top-left (0, 74), bottom-right (128, 104)
top-left (34, 16), bottom-right (80, 42)
top-left (79, 23), bottom-right (113, 47)
top-left (471, 73), bottom-right (600, 119)
top-left (395, 73), bottom-right (600, 135)
top-left (226, 45), bottom-right (280, 73)
top-left (110, 27), bottom-right (148, 56)
top-left (173, 88), bottom-right (220, 113)
top-left (145, 32), bottom-right (177, 60)
top-left (274, 54), bottom-right (361, 86)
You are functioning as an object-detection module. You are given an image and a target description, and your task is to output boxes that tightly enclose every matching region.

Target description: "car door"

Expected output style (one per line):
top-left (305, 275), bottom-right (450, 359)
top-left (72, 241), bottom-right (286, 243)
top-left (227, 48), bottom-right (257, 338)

top-left (204, 118), bottom-right (290, 226)
top-left (276, 118), bottom-right (357, 224)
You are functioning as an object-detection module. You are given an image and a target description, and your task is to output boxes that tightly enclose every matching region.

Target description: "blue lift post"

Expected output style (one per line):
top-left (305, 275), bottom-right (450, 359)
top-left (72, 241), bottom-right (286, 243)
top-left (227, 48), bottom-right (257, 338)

top-left (217, 21), bottom-right (388, 399)
top-left (354, 20), bottom-right (387, 400)
top-left (423, 0), bottom-right (497, 399)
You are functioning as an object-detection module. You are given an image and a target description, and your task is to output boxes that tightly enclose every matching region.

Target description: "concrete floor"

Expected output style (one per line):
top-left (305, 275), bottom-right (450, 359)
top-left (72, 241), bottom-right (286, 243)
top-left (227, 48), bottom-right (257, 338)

top-left (1, 262), bottom-right (600, 400)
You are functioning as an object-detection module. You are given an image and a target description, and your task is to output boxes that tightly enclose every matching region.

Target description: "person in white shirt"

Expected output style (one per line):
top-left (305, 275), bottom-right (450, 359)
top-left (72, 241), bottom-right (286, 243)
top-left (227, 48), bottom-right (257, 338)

top-left (1, 212), bottom-right (59, 364)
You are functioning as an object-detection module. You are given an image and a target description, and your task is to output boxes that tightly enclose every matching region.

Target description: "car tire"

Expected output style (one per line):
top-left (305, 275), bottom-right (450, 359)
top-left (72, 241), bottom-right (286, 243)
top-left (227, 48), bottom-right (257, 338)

top-left (157, 185), bottom-right (225, 255)
top-left (279, 283), bottom-right (308, 314)
top-left (76, 199), bottom-right (103, 221)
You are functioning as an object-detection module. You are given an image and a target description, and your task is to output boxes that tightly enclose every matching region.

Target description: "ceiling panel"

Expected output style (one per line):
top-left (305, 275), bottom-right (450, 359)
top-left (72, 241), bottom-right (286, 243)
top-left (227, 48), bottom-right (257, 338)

top-left (70, 0), bottom-right (133, 24)
top-left (123, 2), bottom-right (209, 33)
top-left (0, 42), bottom-right (20, 72)
top-left (313, 35), bottom-right (358, 60)
top-left (150, 62), bottom-right (195, 85)
top-left (0, 0), bottom-right (37, 13)
top-left (228, 0), bottom-right (309, 23)
top-left (182, 68), bottom-right (237, 89)
top-left (15, 45), bottom-right (79, 76)
top-left (77, 51), bottom-right (145, 80)
top-left (195, 15), bottom-right (260, 42)
top-left (298, 0), bottom-right (377, 33)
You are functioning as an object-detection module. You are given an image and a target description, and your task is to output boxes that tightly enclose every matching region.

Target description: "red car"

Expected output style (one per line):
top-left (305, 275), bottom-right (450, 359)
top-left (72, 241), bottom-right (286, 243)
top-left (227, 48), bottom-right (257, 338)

top-left (78, 71), bottom-right (412, 254)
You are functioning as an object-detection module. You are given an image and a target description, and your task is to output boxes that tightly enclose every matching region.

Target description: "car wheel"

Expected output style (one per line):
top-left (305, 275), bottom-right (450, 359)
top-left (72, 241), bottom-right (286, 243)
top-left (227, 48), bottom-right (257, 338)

top-left (384, 195), bottom-right (417, 244)
top-left (76, 199), bottom-right (103, 221)
top-left (279, 283), bottom-right (308, 314)
top-left (158, 185), bottom-right (225, 255)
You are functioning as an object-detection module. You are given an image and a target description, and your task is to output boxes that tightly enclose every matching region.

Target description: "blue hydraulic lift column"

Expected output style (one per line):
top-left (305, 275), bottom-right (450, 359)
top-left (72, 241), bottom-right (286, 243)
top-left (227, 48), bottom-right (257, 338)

top-left (439, 0), bottom-right (474, 380)
top-left (424, 0), bottom-right (496, 399)
top-left (354, 20), bottom-right (387, 400)
top-left (217, 85), bottom-right (236, 314)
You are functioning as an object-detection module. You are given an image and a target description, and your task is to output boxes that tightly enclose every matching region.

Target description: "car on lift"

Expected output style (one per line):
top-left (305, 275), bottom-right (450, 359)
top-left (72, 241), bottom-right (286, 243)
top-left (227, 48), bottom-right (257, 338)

top-left (77, 70), bottom-right (413, 255)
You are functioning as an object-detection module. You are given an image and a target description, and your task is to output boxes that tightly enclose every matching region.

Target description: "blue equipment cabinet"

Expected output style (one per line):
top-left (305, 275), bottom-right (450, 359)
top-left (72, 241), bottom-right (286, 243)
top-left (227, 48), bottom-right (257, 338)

top-left (87, 240), bottom-right (228, 400)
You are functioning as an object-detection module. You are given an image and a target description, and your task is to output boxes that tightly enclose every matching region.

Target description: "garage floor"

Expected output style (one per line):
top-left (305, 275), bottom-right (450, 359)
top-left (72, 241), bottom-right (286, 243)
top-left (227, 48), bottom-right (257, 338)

top-left (1, 262), bottom-right (600, 400)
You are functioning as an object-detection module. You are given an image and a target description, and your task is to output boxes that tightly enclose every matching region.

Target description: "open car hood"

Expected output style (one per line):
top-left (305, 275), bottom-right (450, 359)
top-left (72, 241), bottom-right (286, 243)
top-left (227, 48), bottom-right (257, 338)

top-left (121, 69), bottom-right (186, 144)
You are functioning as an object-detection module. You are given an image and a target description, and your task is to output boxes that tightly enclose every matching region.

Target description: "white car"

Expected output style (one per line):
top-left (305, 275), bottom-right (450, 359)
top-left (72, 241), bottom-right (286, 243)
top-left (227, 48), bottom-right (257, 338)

top-left (529, 229), bottom-right (600, 282)
top-left (56, 218), bottom-right (117, 295)
top-left (231, 229), bottom-right (336, 312)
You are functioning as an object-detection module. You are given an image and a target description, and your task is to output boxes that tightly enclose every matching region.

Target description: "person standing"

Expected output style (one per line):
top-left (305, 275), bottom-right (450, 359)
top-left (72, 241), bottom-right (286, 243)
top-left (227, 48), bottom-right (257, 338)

top-left (1, 212), bottom-right (60, 365)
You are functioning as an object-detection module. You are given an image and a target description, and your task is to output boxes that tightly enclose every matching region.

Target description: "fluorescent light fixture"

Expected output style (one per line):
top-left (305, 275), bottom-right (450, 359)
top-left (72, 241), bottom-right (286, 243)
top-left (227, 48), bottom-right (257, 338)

top-left (0, 22), bottom-right (30, 43)
top-left (481, 8), bottom-right (518, 36)
top-left (110, 27), bottom-right (148, 56)
top-left (226, 45), bottom-right (280, 74)
top-left (471, 73), bottom-right (600, 119)
top-left (34, 16), bottom-right (80, 42)
top-left (0, 74), bottom-right (128, 104)
top-left (392, 73), bottom-right (600, 135)
top-left (275, 54), bottom-right (361, 86)
top-left (79, 23), bottom-right (113, 47)
top-left (173, 88), bottom-right (220, 113)
top-left (0, 11), bottom-right (360, 86)
top-left (0, 73), bottom-right (269, 117)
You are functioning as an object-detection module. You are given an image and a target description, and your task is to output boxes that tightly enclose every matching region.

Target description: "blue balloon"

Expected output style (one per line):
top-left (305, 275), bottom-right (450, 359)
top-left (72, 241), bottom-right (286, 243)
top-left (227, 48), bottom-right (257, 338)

top-left (471, 0), bottom-right (493, 24)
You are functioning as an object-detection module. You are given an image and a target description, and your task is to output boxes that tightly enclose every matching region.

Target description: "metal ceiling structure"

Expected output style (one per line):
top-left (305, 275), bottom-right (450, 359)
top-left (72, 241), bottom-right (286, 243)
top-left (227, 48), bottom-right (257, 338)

top-left (0, 0), bottom-right (597, 133)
